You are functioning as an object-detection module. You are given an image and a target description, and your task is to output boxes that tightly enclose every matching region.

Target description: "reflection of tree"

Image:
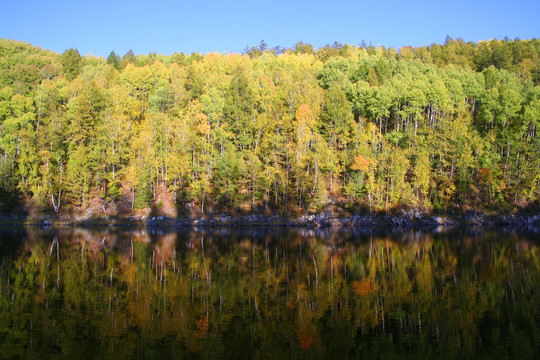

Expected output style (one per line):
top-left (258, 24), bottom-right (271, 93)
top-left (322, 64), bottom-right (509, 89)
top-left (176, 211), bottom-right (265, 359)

top-left (0, 228), bottom-right (538, 358)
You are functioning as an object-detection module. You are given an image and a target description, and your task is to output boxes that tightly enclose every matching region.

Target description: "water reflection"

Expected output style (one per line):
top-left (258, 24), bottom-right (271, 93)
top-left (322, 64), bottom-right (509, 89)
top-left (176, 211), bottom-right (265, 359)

top-left (0, 227), bottom-right (539, 359)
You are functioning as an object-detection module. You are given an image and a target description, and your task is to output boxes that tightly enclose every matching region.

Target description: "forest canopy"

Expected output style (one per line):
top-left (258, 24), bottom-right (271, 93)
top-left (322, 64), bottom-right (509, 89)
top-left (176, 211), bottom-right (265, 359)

top-left (0, 37), bottom-right (538, 215)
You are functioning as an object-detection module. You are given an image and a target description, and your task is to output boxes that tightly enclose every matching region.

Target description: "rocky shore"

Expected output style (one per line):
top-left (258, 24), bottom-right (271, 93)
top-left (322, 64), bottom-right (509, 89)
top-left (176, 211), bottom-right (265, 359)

top-left (1, 210), bottom-right (539, 229)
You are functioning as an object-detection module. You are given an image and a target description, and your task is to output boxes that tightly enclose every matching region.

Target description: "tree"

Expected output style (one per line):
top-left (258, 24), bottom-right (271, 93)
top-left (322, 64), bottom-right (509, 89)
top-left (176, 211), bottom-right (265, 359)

top-left (65, 143), bottom-right (91, 207)
top-left (121, 49), bottom-right (135, 67)
top-left (61, 48), bottom-right (83, 80)
top-left (106, 50), bottom-right (121, 69)
top-left (224, 65), bottom-right (256, 149)
top-left (321, 84), bottom-right (353, 192)
top-left (294, 41), bottom-right (315, 55)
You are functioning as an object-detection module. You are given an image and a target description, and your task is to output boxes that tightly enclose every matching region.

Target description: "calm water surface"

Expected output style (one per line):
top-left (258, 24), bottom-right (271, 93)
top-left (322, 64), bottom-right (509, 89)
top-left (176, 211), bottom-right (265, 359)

top-left (0, 226), bottom-right (539, 359)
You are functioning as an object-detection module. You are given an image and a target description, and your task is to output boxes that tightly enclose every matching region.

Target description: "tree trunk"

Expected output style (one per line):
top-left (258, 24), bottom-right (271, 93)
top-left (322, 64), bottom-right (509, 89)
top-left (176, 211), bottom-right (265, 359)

top-left (51, 189), bottom-right (61, 213)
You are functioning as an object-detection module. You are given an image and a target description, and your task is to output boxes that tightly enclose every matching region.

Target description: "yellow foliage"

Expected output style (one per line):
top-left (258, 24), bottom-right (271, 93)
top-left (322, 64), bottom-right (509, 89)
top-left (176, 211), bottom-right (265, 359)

top-left (196, 117), bottom-right (210, 135)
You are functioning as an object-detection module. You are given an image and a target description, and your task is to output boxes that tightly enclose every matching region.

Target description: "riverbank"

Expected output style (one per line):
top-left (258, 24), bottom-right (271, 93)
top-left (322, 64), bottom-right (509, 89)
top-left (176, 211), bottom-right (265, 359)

top-left (1, 210), bottom-right (539, 229)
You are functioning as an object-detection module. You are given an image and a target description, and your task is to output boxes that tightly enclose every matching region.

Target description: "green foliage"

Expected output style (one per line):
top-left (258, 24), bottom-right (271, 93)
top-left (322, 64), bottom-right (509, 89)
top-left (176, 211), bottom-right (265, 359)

top-left (134, 167), bottom-right (152, 209)
top-left (108, 180), bottom-right (124, 201)
top-left (60, 48), bottom-right (83, 80)
top-left (0, 37), bottom-right (538, 214)
top-left (106, 50), bottom-right (121, 69)
top-left (293, 41), bottom-right (315, 54)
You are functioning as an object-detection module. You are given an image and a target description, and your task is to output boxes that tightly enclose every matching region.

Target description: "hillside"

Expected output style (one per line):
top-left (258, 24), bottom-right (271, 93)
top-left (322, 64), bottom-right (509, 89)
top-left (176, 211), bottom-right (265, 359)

top-left (0, 38), bottom-right (539, 219)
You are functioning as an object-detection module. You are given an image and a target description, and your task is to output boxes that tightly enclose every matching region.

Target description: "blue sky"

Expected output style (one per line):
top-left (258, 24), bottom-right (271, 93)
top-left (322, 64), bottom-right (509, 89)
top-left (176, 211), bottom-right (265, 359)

top-left (1, 0), bottom-right (539, 57)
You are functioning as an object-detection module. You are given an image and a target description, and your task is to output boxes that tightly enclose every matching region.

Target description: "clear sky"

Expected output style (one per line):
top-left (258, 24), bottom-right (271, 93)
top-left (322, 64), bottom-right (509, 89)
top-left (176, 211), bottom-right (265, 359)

top-left (1, 0), bottom-right (539, 57)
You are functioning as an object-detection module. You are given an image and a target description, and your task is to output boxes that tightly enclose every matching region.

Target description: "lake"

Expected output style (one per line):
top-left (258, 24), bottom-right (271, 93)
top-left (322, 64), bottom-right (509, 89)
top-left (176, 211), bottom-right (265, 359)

top-left (0, 226), bottom-right (539, 359)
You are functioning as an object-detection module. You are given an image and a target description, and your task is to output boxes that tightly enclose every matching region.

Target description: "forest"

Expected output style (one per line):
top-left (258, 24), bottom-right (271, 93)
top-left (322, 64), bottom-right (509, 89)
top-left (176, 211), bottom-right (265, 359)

top-left (0, 37), bottom-right (538, 216)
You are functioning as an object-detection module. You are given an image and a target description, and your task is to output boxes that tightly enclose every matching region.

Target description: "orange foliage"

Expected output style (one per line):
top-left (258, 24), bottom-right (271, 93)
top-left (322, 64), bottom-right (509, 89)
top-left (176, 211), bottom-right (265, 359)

top-left (297, 328), bottom-right (314, 349)
top-left (296, 103), bottom-right (312, 118)
top-left (351, 155), bottom-right (370, 173)
top-left (478, 168), bottom-right (493, 183)
top-left (194, 316), bottom-right (208, 339)
top-left (352, 278), bottom-right (372, 296)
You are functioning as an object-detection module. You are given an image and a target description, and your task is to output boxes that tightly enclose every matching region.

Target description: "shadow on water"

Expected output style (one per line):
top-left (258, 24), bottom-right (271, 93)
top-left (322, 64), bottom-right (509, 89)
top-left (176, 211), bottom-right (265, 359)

top-left (0, 227), bottom-right (31, 261)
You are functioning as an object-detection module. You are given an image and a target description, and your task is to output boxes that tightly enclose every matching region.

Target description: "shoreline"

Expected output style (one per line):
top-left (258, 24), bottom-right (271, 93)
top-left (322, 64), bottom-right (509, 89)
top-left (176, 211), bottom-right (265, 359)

top-left (1, 211), bottom-right (538, 229)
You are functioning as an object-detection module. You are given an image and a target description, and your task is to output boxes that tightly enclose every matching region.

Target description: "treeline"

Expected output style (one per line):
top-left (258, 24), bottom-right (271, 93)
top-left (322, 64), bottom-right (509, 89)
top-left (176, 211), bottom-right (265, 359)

top-left (0, 37), bottom-right (538, 215)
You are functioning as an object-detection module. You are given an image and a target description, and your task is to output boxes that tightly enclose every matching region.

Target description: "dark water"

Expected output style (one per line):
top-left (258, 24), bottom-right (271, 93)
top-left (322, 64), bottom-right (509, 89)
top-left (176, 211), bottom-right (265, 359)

top-left (0, 226), bottom-right (539, 359)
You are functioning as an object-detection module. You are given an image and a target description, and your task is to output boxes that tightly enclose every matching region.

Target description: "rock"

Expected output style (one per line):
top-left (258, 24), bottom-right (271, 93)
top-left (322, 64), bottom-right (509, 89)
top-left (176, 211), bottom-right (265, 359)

top-left (464, 212), bottom-right (488, 226)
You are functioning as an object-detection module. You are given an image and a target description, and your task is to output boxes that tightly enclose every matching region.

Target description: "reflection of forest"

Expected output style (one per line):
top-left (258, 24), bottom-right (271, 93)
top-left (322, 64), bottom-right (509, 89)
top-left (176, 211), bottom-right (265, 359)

top-left (0, 227), bottom-right (539, 359)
